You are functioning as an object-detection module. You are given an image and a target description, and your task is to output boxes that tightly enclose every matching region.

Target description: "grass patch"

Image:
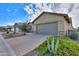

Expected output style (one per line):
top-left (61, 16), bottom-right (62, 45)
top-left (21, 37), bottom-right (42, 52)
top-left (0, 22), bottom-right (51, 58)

top-left (37, 40), bottom-right (48, 56)
top-left (57, 38), bottom-right (79, 56)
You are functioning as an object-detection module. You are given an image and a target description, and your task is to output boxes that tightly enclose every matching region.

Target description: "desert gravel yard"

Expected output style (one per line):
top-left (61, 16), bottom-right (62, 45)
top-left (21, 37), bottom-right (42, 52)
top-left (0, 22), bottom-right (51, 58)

top-left (6, 33), bottom-right (48, 56)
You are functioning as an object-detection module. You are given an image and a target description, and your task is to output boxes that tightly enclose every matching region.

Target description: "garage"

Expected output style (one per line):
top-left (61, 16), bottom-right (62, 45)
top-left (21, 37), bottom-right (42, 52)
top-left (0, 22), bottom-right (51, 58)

top-left (32, 12), bottom-right (72, 36)
top-left (36, 22), bottom-right (58, 35)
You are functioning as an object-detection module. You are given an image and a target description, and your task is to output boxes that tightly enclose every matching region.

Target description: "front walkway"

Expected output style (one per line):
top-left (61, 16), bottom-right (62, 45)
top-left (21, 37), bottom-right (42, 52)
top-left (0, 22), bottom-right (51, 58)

top-left (6, 33), bottom-right (48, 56)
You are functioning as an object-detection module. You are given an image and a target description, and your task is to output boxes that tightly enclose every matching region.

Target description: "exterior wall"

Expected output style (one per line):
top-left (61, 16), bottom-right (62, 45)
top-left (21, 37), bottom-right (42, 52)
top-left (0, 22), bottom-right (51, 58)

top-left (34, 13), bottom-right (64, 25)
top-left (68, 23), bottom-right (73, 31)
top-left (32, 24), bottom-right (36, 32)
top-left (63, 20), bottom-right (69, 35)
top-left (68, 18), bottom-right (73, 31)
top-left (63, 20), bottom-right (73, 36)
top-left (32, 13), bottom-right (69, 36)
top-left (58, 21), bottom-right (65, 36)
top-left (63, 20), bottom-right (73, 35)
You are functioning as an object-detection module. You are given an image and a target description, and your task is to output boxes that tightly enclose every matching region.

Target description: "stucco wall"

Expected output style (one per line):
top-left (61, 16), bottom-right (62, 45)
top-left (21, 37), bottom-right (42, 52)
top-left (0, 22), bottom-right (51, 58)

top-left (64, 20), bottom-right (69, 35)
top-left (32, 24), bottom-right (36, 32)
top-left (34, 13), bottom-right (64, 25)
top-left (68, 23), bottom-right (73, 30)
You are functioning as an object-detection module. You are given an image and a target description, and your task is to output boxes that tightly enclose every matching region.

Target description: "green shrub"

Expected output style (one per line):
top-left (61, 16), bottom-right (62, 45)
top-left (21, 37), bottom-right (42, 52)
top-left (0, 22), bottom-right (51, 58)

top-left (36, 36), bottom-right (79, 56)
top-left (57, 38), bottom-right (79, 56)
top-left (67, 32), bottom-right (78, 40)
top-left (37, 40), bottom-right (48, 56)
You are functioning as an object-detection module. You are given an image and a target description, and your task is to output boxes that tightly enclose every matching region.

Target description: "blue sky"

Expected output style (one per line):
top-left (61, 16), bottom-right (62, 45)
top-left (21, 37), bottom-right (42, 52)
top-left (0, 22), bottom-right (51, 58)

top-left (0, 3), bottom-right (79, 28)
top-left (0, 3), bottom-right (36, 26)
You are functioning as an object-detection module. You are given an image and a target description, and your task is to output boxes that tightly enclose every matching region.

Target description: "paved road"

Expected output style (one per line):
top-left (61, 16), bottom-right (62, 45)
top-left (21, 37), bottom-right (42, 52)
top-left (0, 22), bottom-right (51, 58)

top-left (6, 33), bottom-right (48, 56)
top-left (0, 35), bottom-right (15, 56)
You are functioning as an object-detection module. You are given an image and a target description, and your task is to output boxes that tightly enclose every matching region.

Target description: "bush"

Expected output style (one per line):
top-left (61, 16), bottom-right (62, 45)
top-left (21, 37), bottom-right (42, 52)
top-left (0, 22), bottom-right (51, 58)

top-left (36, 36), bottom-right (79, 56)
top-left (57, 38), bottom-right (79, 56)
top-left (67, 32), bottom-right (78, 40)
top-left (37, 40), bottom-right (48, 56)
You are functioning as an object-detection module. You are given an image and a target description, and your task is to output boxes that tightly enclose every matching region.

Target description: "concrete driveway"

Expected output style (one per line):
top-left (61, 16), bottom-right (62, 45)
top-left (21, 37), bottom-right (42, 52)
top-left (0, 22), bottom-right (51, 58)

top-left (0, 32), bottom-right (5, 35)
top-left (0, 35), bottom-right (15, 56)
top-left (6, 33), bottom-right (48, 56)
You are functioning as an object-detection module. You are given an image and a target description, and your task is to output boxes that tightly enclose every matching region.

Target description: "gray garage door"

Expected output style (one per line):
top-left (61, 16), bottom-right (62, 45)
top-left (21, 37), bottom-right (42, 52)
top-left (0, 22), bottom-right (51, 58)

top-left (36, 22), bottom-right (58, 35)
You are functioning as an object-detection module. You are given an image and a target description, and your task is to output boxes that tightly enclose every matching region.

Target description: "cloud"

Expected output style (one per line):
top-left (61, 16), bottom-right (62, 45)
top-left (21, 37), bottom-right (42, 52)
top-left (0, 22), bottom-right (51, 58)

top-left (6, 9), bottom-right (11, 12)
top-left (69, 4), bottom-right (79, 16)
top-left (42, 3), bottom-right (54, 12)
top-left (5, 22), bottom-right (14, 26)
top-left (26, 3), bottom-right (54, 22)
top-left (30, 11), bottom-right (43, 22)
top-left (51, 3), bottom-right (73, 13)
top-left (12, 9), bottom-right (18, 15)
top-left (24, 4), bottom-right (34, 14)
top-left (34, 3), bottom-right (54, 12)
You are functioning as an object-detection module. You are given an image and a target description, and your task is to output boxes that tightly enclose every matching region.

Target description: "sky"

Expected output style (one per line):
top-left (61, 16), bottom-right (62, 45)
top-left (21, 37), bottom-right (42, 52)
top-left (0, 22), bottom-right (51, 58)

top-left (0, 3), bottom-right (79, 28)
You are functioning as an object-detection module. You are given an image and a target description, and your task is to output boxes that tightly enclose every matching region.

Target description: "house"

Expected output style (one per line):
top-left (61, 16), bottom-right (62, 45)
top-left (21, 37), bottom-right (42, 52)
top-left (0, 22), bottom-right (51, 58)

top-left (13, 22), bottom-right (32, 33)
top-left (4, 25), bottom-right (13, 32)
top-left (30, 11), bottom-right (73, 36)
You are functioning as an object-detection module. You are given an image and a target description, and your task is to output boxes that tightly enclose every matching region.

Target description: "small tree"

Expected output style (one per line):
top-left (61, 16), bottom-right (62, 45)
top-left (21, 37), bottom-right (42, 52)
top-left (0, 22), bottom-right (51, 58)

top-left (18, 25), bottom-right (27, 35)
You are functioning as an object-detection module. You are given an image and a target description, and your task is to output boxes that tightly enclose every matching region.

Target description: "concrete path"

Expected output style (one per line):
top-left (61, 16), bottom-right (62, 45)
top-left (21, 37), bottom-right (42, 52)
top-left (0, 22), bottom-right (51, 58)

top-left (0, 35), bottom-right (15, 56)
top-left (6, 33), bottom-right (48, 56)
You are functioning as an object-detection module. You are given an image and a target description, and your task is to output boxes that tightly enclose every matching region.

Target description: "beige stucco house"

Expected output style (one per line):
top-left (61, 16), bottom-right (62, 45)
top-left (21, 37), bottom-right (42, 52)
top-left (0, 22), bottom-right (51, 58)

top-left (30, 11), bottom-right (73, 36)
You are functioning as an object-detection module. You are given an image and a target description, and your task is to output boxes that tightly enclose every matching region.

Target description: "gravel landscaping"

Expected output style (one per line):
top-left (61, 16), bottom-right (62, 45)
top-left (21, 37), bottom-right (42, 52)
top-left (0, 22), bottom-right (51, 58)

top-left (2, 32), bottom-right (26, 39)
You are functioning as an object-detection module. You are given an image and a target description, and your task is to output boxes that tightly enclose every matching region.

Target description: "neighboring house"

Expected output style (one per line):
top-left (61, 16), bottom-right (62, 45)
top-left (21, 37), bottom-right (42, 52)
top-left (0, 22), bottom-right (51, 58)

top-left (30, 11), bottom-right (73, 36)
top-left (4, 25), bottom-right (13, 32)
top-left (13, 22), bottom-right (32, 33)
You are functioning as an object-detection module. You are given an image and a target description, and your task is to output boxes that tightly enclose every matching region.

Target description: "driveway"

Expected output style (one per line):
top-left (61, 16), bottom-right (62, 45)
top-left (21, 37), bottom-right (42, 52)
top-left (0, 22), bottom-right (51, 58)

top-left (6, 33), bottom-right (48, 56)
top-left (0, 35), bottom-right (15, 56)
top-left (0, 32), bottom-right (5, 35)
